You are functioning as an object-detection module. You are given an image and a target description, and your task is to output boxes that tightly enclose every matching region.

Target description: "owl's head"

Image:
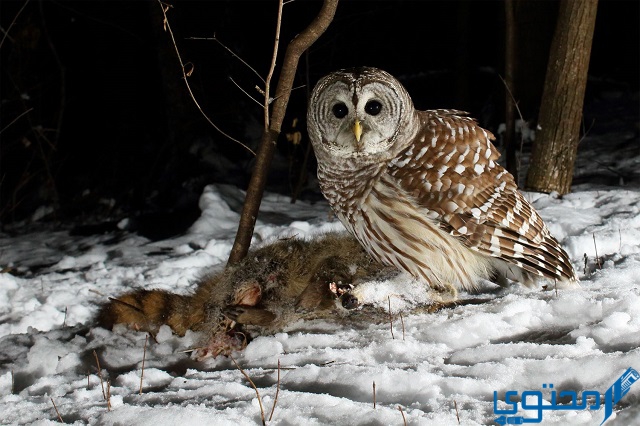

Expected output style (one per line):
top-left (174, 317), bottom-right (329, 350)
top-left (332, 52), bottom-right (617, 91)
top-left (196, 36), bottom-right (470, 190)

top-left (307, 67), bottom-right (417, 164)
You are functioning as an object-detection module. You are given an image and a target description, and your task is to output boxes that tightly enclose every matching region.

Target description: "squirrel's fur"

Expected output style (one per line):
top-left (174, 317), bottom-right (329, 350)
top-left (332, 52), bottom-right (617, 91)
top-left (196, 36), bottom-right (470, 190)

top-left (98, 232), bottom-right (416, 359)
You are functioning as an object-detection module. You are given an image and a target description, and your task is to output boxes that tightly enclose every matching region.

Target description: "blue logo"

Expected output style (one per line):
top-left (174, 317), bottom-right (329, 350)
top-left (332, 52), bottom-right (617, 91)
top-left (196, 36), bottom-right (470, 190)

top-left (493, 367), bottom-right (639, 424)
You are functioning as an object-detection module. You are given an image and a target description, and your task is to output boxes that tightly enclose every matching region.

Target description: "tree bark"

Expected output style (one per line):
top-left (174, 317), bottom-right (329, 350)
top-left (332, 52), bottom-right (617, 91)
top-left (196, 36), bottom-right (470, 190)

top-left (227, 0), bottom-right (339, 265)
top-left (525, 0), bottom-right (598, 194)
top-left (504, 0), bottom-right (518, 182)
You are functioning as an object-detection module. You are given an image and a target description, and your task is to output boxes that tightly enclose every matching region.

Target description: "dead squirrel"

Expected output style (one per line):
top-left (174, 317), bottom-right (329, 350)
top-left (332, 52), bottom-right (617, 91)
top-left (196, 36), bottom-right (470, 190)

top-left (98, 232), bottom-right (456, 360)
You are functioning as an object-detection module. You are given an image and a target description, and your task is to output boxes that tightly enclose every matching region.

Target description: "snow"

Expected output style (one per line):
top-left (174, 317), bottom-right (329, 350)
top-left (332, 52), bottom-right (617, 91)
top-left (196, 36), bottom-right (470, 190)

top-left (1, 116), bottom-right (639, 425)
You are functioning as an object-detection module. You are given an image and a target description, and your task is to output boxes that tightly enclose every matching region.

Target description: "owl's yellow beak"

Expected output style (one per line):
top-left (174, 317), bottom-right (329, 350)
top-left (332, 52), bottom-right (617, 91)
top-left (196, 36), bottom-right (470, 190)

top-left (353, 119), bottom-right (363, 143)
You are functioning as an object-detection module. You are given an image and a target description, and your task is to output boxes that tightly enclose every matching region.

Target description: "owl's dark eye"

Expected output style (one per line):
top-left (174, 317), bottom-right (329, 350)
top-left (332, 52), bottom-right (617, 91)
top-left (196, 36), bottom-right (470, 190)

top-left (332, 103), bottom-right (348, 119)
top-left (364, 100), bottom-right (382, 116)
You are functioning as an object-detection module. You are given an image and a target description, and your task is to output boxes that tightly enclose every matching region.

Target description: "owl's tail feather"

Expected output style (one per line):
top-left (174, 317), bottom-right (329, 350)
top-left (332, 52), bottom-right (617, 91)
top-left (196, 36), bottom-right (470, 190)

top-left (479, 224), bottom-right (577, 284)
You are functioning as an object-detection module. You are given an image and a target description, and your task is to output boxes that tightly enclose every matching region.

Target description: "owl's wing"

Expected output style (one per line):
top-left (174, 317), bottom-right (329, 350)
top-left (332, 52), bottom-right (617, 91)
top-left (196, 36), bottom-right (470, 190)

top-left (387, 110), bottom-right (576, 282)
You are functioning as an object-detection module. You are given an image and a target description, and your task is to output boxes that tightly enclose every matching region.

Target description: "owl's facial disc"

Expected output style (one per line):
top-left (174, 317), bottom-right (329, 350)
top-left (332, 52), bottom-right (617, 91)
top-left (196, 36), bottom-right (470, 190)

top-left (310, 79), bottom-right (405, 158)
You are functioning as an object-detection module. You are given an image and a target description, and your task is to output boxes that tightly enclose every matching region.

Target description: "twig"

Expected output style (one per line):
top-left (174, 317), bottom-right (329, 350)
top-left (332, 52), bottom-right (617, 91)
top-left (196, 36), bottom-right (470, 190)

top-left (226, 0), bottom-right (339, 265)
top-left (583, 253), bottom-right (589, 277)
top-left (263, 0), bottom-right (284, 129)
top-left (139, 334), bottom-right (149, 395)
top-left (498, 74), bottom-right (526, 178)
top-left (373, 381), bottom-right (376, 409)
top-left (398, 406), bottom-right (407, 426)
top-left (93, 350), bottom-right (106, 400)
top-left (38, 0), bottom-right (66, 148)
top-left (577, 118), bottom-right (596, 146)
top-left (0, 0), bottom-right (31, 49)
top-left (11, 370), bottom-right (14, 394)
top-left (63, 307), bottom-right (67, 327)
top-left (270, 83), bottom-right (306, 103)
top-left (230, 355), bottom-right (266, 426)
top-left (268, 359), bottom-right (281, 421)
top-left (0, 108), bottom-right (34, 134)
top-left (156, 1), bottom-right (254, 155)
top-left (50, 397), bottom-right (63, 422)
top-left (400, 311), bottom-right (405, 341)
top-left (593, 233), bottom-right (602, 269)
top-left (388, 296), bottom-right (395, 340)
top-left (200, 35), bottom-right (265, 84)
top-left (593, 159), bottom-right (628, 180)
top-left (454, 399), bottom-right (460, 424)
top-left (228, 77), bottom-right (263, 107)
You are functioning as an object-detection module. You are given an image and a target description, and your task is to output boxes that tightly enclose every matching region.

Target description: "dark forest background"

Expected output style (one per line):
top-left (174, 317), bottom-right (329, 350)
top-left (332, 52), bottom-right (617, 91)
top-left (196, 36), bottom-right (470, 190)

top-left (1, 0), bottom-right (638, 239)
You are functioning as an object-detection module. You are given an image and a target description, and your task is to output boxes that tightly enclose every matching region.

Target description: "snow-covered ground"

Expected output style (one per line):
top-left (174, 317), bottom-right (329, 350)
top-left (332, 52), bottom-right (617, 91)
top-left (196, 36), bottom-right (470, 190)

top-left (1, 96), bottom-right (639, 425)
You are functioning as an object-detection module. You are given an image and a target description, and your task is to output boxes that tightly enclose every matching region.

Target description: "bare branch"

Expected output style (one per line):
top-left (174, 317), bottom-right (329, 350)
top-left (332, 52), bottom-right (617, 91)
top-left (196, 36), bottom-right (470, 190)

top-left (157, 1), bottom-right (255, 156)
top-left (498, 74), bottom-right (525, 177)
top-left (227, 0), bottom-right (339, 265)
top-left (263, 0), bottom-right (284, 129)
top-left (228, 77), bottom-right (264, 107)
top-left (0, 108), bottom-right (34, 135)
top-left (0, 0), bottom-right (31, 49)
top-left (201, 35), bottom-right (265, 85)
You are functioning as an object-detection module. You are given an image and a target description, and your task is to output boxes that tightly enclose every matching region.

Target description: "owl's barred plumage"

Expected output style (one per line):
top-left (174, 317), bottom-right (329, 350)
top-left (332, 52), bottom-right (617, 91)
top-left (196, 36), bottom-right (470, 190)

top-left (308, 67), bottom-right (577, 291)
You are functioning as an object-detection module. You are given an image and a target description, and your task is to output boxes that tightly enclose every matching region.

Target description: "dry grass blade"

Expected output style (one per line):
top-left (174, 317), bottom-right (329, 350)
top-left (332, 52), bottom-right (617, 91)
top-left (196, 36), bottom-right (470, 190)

top-left (268, 359), bottom-right (281, 421)
top-left (92, 350), bottom-right (106, 400)
top-left (454, 399), bottom-right (460, 424)
top-left (106, 379), bottom-right (112, 411)
top-left (593, 233), bottom-right (602, 269)
top-left (230, 355), bottom-right (266, 426)
top-left (50, 397), bottom-right (63, 422)
top-left (619, 228), bottom-right (622, 253)
top-left (398, 406), bottom-right (407, 426)
top-left (373, 381), bottom-right (376, 409)
top-left (139, 334), bottom-right (149, 395)
top-left (388, 296), bottom-right (395, 340)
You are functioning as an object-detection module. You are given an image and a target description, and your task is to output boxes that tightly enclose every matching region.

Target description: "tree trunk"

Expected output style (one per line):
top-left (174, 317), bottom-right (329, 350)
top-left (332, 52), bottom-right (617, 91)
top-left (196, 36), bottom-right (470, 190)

top-left (504, 0), bottom-right (518, 182)
top-left (227, 0), bottom-right (339, 265)
top-left (525, 0), bottom-right (598, 194)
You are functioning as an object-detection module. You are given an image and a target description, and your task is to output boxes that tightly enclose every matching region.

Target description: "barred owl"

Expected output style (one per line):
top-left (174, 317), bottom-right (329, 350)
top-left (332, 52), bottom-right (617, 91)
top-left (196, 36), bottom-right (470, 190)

top-left (307, 67), bottom-right (577, 291)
